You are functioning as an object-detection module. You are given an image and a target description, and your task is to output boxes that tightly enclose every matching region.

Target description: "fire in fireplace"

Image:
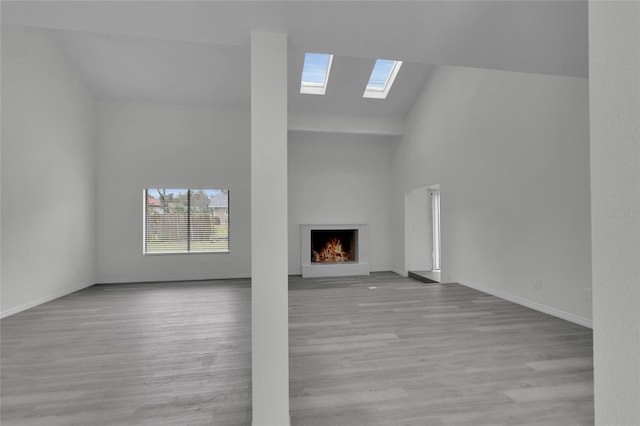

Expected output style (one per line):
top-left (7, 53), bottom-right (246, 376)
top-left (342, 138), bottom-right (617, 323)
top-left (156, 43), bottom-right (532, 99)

top-left (311, 230), bottom-right (357, 263)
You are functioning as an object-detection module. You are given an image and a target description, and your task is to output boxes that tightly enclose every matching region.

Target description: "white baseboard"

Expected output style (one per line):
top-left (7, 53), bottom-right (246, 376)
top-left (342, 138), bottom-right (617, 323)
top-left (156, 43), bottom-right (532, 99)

top-left (391, 268), bottom-right (408, 277)
top-left (370, 266), bottom-right (393, 273)
top-left (1, 282), bottom-right (94, 319)
top-left (406, 265), bottom-right (431, 272)
top-left (458, 279), bottom-right (593, 329)
top-left (96, 273), bottom-right (251, 284)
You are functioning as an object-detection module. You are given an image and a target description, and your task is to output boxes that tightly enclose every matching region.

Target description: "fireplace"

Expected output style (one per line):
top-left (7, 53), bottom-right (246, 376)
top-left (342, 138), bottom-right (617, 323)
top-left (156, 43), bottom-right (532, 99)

top-left (311, 229), bottom-right (357, 263)
top-left (300, 224), bottom-right (369, 277)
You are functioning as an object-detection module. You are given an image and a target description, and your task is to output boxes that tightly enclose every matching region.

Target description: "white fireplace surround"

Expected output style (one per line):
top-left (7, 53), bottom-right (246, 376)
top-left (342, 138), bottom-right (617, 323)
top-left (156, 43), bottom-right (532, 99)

top-left (300, 224), bottom-right (370, 278)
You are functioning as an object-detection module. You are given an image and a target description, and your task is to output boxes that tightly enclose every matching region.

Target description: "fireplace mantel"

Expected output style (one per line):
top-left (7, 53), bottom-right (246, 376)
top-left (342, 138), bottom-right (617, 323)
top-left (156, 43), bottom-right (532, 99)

top-left (300, 224), bottom-right (370, 278)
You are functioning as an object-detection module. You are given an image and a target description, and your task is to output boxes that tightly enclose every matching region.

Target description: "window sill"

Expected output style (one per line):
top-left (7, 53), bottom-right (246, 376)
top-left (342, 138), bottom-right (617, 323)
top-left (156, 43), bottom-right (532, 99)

top-left (143, 251), bottom-right (230, 256)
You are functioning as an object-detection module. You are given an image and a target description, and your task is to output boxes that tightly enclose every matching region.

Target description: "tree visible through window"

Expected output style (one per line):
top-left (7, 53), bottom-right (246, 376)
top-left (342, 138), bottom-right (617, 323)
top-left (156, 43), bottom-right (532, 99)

top-left (144, 188), bottom-right (229, 253)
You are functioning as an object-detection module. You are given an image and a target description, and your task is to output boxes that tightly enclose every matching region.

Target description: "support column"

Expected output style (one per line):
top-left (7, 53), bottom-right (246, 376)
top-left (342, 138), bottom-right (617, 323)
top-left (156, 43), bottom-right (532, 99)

top-left (589, 2), bottom-right (640, 425)
top-left (250, 31), bottom-right (289, 426)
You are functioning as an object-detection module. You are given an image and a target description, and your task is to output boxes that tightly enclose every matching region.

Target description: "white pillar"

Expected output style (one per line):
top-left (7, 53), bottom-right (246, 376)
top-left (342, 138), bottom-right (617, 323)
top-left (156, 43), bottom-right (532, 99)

top-left (250, 31), bottom-right (290, 426)
top-left (589, 2), bottom-right (640, 425)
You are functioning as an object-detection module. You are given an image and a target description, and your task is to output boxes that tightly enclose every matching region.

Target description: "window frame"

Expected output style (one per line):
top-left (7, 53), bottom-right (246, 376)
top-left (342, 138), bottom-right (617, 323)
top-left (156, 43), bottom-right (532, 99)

top-left (300, 52), bottom-right (334, 95)
top-left (363, 59), bottom-right (403, 99)
top-left (143, 188), bottom-right (230, 255)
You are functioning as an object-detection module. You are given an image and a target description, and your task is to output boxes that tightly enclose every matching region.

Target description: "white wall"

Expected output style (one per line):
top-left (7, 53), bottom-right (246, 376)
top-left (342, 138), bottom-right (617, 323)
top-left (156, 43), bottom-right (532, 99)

top-left (288, 131), bottom-right (393, 275)
top-left (1, 26), bottom-right (96, 317)
top-left (589, 2), bottom-right (640, 424)
top-left (96, 101), bottom-right (251, 283)
top-left (391, 65), bottom-right (592, 325)
top-left (405, 186), bottom-right (432, 272)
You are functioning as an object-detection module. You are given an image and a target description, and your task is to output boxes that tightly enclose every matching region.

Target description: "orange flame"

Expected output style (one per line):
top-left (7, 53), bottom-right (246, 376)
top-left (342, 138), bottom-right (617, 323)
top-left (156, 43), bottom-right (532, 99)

top-left (312, 238), bottom-right (350, 263)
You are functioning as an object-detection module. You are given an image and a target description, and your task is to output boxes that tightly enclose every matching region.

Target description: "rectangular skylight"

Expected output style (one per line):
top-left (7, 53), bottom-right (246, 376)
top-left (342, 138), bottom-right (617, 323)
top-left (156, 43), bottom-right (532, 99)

top-left (300, 53), bottom-right (334, 95)
top-left (363, 59), bottom-right (403, 99)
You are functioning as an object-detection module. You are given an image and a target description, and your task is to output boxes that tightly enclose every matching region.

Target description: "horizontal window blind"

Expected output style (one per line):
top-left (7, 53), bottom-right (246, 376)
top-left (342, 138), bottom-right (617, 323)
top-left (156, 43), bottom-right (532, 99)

top-left (144, 188), bottom-right (229, 254)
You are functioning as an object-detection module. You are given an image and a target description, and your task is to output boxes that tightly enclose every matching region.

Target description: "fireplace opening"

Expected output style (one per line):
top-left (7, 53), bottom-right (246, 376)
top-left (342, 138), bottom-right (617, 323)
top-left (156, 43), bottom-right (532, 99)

top-left (311, 229), bottom-right (357, 264)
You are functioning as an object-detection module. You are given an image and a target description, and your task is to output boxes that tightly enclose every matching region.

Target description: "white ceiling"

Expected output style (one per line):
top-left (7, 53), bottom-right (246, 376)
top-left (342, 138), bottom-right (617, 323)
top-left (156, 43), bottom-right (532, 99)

top-left (1, 1), bottom-right (588, 134)
top-left (50, 29), bottom-right (251, 109)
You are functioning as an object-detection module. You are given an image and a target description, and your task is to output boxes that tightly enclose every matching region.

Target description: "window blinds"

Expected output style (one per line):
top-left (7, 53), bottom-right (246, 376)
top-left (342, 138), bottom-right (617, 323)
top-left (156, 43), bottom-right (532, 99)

top-left (144, 189), bottom-right (229, 254)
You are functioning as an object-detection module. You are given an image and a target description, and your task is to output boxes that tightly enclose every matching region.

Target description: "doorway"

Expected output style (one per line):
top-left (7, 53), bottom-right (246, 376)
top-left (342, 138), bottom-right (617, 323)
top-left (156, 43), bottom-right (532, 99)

top-left (405, 184), bottom-right (441, 283)
top-left (431, 188), bottom-right (441, 272)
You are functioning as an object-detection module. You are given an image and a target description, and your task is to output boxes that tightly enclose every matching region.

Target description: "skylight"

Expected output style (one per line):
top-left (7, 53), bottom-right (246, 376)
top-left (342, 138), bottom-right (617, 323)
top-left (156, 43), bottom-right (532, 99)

top-left (363, 59), bottom-right (403, 99)
top-left (300, 53), bottom-right (334, 95)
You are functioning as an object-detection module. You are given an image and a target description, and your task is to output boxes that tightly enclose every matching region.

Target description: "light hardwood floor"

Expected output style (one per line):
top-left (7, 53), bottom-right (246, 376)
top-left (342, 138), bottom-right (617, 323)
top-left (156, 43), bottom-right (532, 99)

top-left (1, 273), bottom-right (593, 425)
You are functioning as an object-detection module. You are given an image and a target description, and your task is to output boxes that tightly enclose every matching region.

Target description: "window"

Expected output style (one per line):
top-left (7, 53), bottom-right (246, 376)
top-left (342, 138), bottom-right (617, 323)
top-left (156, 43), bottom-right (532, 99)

top-left (144, 188), bottom-right (229, 254)
top-left (363, 59), bottom-right (403, 99)
top-left (300, 52), bottom-right (334, 95)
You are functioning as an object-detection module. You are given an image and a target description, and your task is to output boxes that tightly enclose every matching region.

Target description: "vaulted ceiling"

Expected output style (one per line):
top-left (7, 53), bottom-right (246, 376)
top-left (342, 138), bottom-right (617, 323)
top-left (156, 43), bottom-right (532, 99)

top-left (1, 1), bottom-right (588, 135)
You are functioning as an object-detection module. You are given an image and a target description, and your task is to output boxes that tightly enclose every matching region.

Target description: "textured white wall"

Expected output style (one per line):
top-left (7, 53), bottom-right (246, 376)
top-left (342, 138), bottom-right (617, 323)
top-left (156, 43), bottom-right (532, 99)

top-left (589, 2), bottom-right (640, 424)
top-left (288, 131), bottom-right (393, 275)
top-left (95, 101), bottom-right (251, 283)
top-left (391, 65), bottom-right (592, 325)
top-left (1, 26), bottom-right (96, 316)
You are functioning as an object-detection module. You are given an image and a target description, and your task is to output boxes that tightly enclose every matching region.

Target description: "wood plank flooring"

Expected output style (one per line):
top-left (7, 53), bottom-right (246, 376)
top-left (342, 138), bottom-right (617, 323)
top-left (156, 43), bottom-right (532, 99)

top-left (289, 273), bottom-right (593, 426)
top-left (1, 273), bottom-right (594, 425)
top-left (1, 280), bottom-right (252, 426)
